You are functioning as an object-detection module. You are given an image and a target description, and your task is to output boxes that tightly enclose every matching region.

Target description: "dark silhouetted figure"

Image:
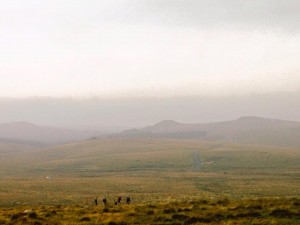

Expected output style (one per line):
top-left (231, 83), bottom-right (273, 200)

top-left (102, 197), bottom-right (107, 206)
top-left (94, 198), bottom-right (98, 206)
top-left (117, 196), bottom-right (122, 204)
top-left (126, 197), bottom-right (131, 204)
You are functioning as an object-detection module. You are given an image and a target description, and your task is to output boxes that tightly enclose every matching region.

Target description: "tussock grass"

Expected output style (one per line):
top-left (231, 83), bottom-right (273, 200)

top-left (0, 197), bottom-right (299, 224)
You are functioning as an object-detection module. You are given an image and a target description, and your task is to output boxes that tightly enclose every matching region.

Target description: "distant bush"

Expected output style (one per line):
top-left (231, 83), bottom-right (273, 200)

top-left (246, 204), bottom-right (262, 210)
top-left (102, 208), bottom-right (109, 213)
top-left (33, 222), bottom-right (42, 225)
top-left (154, 216), bottom-right (172, 222)
top-left (145, 210), bottom-right (154, 215)
top-left (216, 198), bottom-right (230, 206)
top-left (235, 211), bottom-right (261, 218)
top-left (183, 208), bottom-right (192, 212)
top-left (171, 214), bottom-right (189, 220)
top-left (28, 211), bottom-right (37, 219)
top-left (292, 200), bottom-right (300, 207)
top-left (107, 222), bottom-right (127, 225)
top-left (184, 216), bottom-right (212, 224)
top-left (199, 199), bottom-right (208, 204)
top-left (163, 208), bottom-right (176, 214)
top-left (11, 213), bottom-right (25, 220)
top-left (80, 217), bottom-right (91, 222)
top-left (270, 209), bottom-right (293, 218)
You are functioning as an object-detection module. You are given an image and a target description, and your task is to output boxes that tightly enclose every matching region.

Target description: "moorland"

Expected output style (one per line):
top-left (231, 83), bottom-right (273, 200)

top-left (0, 118), bottom-right (299, 224)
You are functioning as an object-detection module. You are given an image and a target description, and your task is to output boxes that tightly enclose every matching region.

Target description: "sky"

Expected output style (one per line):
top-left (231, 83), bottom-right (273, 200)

top-left (1, 0), bottom-right (300, 98)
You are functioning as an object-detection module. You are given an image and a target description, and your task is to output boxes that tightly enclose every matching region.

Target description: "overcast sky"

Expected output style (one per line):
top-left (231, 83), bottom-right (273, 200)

top-left (1, 0), bottom-right (300, 98)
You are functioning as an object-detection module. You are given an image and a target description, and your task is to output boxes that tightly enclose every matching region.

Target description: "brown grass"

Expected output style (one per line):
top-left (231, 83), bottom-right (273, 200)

top-left (1, 138), bottom-right (300, 224)
top-left (0, 197), bottom-right (299, 225)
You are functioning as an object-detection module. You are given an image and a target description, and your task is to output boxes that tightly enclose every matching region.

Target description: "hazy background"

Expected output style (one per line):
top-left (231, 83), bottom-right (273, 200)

top-left (1, 92), bottom-right (300, 130)
top-left (1, 0), bottom-right (300, 129)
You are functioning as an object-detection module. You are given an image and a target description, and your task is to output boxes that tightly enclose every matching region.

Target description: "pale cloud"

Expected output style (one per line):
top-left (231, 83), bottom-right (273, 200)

top-left (0, 1), bottom-right (299, 97)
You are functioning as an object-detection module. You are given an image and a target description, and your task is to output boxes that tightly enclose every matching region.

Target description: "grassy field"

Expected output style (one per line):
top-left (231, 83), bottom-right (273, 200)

top-left (0, 197), bottom-right (299, 224)
top-left (0, 138), bottom-right (299, 224)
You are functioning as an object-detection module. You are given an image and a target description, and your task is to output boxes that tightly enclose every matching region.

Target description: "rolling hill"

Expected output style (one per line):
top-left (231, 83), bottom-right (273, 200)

top-left (121, 116), bottom-right (300, 147)
top-left (0, 121), bottom-right (102, 145)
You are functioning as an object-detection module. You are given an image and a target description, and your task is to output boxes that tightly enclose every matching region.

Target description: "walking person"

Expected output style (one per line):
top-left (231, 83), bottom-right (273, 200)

top-left (102, 197), bottom-right (107, 206)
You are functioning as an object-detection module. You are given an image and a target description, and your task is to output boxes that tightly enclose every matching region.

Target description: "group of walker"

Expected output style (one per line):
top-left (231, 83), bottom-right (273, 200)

top-left (94, 196), bottom-right (131, 206)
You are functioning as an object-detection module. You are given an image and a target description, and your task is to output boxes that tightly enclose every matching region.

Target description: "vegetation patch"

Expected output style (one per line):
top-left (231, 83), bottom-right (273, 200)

top-left (1, 197), bottom-right (298, 224)
top-left (163, 208), bottom-right (176, 214)
top-left (80, 216), bottom-right (91, 222)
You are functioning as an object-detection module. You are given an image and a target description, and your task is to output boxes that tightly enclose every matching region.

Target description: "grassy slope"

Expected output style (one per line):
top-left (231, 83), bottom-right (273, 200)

top-left (122, 117), bottom-right (300, 147)
top-left (0, 138), bottom-right (299, 224)
top-left (0, 138), bottom-right (299, 204)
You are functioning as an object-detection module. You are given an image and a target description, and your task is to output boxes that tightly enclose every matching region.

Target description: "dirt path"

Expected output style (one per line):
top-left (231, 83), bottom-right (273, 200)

top-left (192, 151), bottom-right (201, 171)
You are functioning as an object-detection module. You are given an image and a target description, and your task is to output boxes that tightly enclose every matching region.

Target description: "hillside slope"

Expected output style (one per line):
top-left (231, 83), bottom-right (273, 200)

top-left (0, 121), bottom-right (101, 145)
top-left (121, 117), bottom-right (300, 147)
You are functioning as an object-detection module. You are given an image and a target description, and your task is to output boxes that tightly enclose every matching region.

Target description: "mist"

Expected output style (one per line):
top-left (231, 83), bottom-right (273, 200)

top-left (1, 91), bottom-right (299, 130)
top-left (1, 1), bottom-right (300, 130)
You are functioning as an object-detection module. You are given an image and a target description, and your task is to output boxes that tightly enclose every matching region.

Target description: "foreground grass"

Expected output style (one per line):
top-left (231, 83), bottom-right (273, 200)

top-left (0, 197), bottom-right (299, 225)
top-left (1, 138), bottom-right (299, 224)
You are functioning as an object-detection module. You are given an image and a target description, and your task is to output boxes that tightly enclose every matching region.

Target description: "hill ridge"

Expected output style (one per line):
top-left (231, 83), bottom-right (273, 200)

top-left (121, 116), bottom-right (300, 147)
top-left (0, 121), bottom-right (102, 145)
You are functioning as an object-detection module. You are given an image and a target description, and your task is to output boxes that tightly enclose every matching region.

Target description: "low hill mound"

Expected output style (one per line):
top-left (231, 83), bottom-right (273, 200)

top-left (0, 121), bottom-right (101, 145)
top-left (121, 117), bottom-right (300, 147)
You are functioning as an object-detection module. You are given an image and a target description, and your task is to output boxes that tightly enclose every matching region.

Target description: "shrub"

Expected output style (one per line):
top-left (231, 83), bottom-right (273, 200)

top-left (216, 198), bottom-right (230, 206)
top-left (146, 210), bottom-right (154, 215)
top-left (80, 217), bottom-right (91, 222)
top-left (184, 216), bottom-right (212, 224)
top-left (11, 213), bottom-right (24, 220)
top-left (163, 208), bottom-right (176, 214)
top-left (28, 211), bottom-right (38, 219)
top-left (107, 222), bottom-right (127, 225)
top-left (183, 208), bottom-right (192, 212)
top-left (270, 209), bottom-right (293, 218)
top-left (246, 204), bottom-right (263, 210)
top-left (199, 199), bottom-right (208, 204)
top-left (171, 214), bottom-right (189, 220)
top-left (102, 208), bottom-right (109, 213)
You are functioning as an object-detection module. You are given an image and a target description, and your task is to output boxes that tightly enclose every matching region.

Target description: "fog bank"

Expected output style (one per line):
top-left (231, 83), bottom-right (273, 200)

top-left (1, 92), bottom-right (299, 130)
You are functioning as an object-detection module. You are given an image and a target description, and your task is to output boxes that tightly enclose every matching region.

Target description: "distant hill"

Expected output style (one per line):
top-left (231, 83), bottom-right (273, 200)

top-left (0, 137), bottom-right (46, 147)
top-left (121, 116), bottom-right (300, 147)
top-left (0, 121), bottom-right (102, 145)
